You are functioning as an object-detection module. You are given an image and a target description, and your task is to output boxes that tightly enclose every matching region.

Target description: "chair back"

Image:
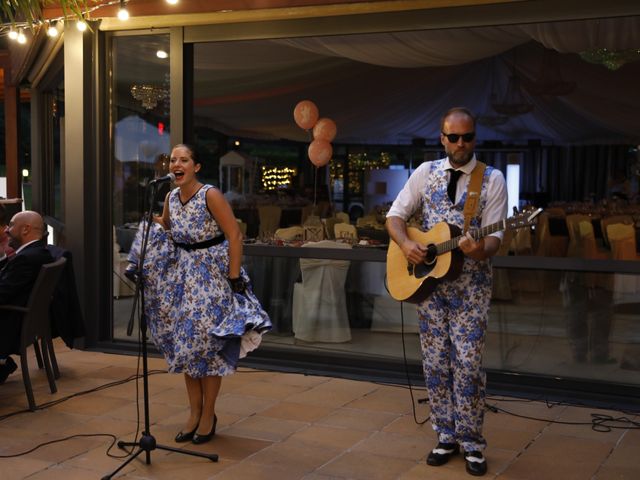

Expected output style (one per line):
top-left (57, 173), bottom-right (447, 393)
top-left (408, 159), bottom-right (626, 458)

top-left (334, 223), bottom-right (358, 242)
top-left (335, 212), bottom-right (349, 224)
top-left (565, 214), bottom-right (592, 257)
top-left (607, 223), bottom-right (637, 260)
top-left (20, 257), bottom-right (67, 350)
top-left (257, 205), bottom-right (282, 239)
top-left (601, 215), bottom-right (633, 246)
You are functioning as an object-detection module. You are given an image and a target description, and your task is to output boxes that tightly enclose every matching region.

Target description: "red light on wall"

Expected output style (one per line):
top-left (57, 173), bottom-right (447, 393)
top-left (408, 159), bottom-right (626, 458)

top-left (157, 122), bottom-right (165, 135)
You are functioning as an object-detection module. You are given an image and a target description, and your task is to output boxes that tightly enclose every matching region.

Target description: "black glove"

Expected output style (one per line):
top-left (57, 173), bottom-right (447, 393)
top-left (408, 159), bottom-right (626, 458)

top-left (124, 268), bottom-right (139, 284)
top-left (228, 277), bottom-right (246, 294)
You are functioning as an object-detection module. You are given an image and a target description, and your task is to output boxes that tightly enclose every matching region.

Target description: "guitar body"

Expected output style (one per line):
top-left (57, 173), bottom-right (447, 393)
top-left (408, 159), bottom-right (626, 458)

top-left (386, 223), bottom-right (464, 303)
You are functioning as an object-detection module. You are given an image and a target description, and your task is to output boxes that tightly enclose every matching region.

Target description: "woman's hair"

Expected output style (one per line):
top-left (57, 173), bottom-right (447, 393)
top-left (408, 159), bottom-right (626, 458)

top-left (0, 203), bottom-right (6, 226)
top-left (172, 143), bottom-right (200, 165)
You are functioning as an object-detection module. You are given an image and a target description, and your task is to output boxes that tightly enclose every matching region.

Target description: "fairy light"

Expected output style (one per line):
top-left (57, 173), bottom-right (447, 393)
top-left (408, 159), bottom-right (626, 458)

top-left (47, 21), bottom-right (59, 37)
top-left (261, 166), bottom-right (297, 191)
top-left (76, 18), bottom-right (88, 31)
top-left (117, 0), bottom-right (129, 21)
top-left (17, 29), bottom-right (26, 44)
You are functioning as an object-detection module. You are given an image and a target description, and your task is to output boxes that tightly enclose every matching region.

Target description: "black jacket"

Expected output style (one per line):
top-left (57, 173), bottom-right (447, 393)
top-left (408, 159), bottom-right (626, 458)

top-left (0, 240), bottom-right (54, 355)
top-left (47, 245), bottom-right (85, 348)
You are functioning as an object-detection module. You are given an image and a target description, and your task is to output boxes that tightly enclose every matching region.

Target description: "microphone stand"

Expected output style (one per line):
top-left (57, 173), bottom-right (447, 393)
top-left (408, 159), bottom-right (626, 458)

top-left (104, 181), bottom-right (218, 480)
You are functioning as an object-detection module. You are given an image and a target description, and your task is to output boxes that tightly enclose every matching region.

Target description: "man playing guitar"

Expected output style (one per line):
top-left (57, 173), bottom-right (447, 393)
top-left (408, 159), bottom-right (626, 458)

top-left (386, 107), bottom-right (508, 476)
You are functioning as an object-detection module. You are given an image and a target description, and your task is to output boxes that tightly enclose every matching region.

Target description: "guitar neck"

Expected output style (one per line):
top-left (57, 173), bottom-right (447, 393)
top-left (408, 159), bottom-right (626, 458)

top-left (436, 219), bottom-right (506, 254)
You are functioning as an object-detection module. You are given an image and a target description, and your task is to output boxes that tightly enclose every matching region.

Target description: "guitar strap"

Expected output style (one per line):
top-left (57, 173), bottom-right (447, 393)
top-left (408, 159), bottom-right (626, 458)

top-left (462, 161), bottom-right (486, 233)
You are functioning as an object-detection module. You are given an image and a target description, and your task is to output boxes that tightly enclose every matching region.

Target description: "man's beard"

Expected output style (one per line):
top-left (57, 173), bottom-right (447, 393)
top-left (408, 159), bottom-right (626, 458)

top-left (8, 235), bottom-right (20, 250)
top-left (446, 149), bottom-right (473, 167)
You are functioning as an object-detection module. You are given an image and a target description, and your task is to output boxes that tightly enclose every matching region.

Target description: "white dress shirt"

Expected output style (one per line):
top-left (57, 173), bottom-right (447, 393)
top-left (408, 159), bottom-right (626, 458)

top-left (387, 156), bottom-right (508, 239)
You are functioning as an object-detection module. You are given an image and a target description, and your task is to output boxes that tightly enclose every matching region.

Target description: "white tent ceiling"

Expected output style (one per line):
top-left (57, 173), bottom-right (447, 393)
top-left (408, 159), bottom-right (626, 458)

top-left (190, 16), bottom-right (640, 145)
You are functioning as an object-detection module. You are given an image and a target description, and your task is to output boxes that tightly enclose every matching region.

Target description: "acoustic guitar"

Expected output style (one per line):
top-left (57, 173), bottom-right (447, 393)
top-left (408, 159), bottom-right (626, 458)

top-left (386, 208), bottom-right (542, 303)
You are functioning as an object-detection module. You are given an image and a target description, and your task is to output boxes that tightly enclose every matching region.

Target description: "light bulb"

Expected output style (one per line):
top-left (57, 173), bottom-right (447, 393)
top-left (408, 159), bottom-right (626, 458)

top-left (77, 20), bottom-right (87, 32)
top-left (47, 22), bottom-right (59, 37)
top-left (166, 0), bottom-right (179, 4)
top-left (17, 30), bottom-right (27, 44)
top-left (118, 8), bottom-right (129, 21)
top-left (8, 29), bottom-right (18, 40)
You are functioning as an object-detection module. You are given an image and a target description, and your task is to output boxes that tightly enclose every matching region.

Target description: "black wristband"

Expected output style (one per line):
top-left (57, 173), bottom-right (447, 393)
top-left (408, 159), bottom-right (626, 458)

top-left (228, 277), bottom-right (246, 293)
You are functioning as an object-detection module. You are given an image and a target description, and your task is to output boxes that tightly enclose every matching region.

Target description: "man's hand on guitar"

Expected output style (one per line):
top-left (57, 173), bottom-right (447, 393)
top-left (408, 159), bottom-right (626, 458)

top-left (401, 239), bottom-right (427, 265)
top-left (458, 232), bottom-right (486, 261)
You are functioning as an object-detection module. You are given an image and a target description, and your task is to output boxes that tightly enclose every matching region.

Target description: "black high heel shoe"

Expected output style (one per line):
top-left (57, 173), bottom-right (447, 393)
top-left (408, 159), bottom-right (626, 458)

top-left (175, 425), bottom-right (198, 443)
top-left (192, 415), bottom-right (217, 444)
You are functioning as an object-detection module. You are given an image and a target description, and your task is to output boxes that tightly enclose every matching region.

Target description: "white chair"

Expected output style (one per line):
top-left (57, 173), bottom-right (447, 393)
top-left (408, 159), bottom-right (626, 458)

top-left (292, 240), bottom-right (352, 343)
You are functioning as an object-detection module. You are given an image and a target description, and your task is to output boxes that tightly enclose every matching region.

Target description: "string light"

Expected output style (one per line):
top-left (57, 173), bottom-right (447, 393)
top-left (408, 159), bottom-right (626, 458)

top-left (17, 29), bottom-right (26, 44)
top-left (117, 0), bottom-right (129, 21)
top-left (47, 21), bottom-right (59, 37)
top-left (76, 19), bottom-right (88, 31)
top-left (261, 166), bottom-right (298, 191)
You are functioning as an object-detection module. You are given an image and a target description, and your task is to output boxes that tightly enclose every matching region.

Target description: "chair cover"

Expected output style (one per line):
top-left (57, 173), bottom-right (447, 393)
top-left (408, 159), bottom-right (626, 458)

top-left (334, 223), bottom-right (358, 242)
top-left (292, 240), bottom-right (352, 343)
top-left (274, 226), bottom-right (304, 241)
top-left (258, 205), bottom-right (282, 239)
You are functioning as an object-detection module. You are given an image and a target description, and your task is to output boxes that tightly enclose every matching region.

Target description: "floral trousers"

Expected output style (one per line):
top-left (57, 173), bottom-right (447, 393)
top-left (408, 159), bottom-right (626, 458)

top-left (417, 273), bottom-right (491, 452)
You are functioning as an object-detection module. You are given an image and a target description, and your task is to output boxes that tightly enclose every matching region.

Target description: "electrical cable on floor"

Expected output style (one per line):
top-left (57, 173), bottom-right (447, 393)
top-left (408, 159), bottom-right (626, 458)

top-left (0, 299), bottom-right (166, 459)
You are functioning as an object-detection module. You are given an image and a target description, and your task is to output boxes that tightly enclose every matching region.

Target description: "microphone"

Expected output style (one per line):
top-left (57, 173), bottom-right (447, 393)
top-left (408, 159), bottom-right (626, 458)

top-left (148, 172), bottom-right (176, 185)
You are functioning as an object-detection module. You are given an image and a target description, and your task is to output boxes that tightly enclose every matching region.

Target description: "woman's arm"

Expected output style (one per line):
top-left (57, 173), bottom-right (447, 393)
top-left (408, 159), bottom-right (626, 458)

top-left (206, 188), bottom-right (243, 279)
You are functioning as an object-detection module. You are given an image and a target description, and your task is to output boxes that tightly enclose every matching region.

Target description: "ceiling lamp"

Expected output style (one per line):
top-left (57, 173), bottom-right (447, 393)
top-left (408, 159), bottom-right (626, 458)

top-left (525, 50), bottom-right (576, 96)
top-left (492, 71), bottom-right (534, 116)
top-left (579, 48), bottom-right (640, 71)
top-left (131, 84), bottom-right (169, 110)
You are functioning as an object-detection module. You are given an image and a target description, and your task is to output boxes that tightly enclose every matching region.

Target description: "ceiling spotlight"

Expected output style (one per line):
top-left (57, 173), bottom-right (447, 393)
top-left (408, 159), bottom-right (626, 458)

top-left (118, 0), bottom-right (129, 21)
top-left (17, 29), bottom-right (27, 44)
top-left (77, 19), bottom-right (88, 32)
top-left (8, 28), bottom-right (18, 40)
top-left (47, 21), bottom-right (59, 37)
top-left (166, 0), bottom-right (179, 4)
top-left (156, 50), bottom-right (169, 59)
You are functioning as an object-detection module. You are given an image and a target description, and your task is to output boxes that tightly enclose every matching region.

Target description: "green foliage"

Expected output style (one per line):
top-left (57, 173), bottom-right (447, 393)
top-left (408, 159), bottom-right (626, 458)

top-left (1, 1), bottom-right (89, 26)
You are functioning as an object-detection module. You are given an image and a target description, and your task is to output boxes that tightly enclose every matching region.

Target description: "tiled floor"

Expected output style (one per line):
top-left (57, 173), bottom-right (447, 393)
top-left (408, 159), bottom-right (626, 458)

top-left (0, 340), bottom-right (638, 479)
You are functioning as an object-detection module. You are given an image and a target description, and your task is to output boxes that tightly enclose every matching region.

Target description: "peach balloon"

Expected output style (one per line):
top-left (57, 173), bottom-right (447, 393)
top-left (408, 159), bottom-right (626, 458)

top-left (293, 100), bottom-right (319, 130)
top-left (312, 117), bottom-right (337, 142)
top-left (308, 139), bottom-right (332, 167)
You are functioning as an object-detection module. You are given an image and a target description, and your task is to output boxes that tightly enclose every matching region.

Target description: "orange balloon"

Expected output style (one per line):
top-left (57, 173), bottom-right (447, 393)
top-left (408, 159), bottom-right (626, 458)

top-left (308, 139), bottom-right (332, 167)
top-left (313, 117), bottom-right (337, 142)
top-left (293, 100), bottom-right (319, 130)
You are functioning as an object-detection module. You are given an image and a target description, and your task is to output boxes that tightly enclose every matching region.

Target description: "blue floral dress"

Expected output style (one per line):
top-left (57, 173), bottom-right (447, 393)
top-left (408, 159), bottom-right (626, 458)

top-left (127, 185), bottom-right (271, 378)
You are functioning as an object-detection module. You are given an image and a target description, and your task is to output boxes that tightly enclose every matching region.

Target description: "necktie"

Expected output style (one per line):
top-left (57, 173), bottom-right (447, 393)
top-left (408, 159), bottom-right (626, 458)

top-left (447, 169), bottom-right (463, 203)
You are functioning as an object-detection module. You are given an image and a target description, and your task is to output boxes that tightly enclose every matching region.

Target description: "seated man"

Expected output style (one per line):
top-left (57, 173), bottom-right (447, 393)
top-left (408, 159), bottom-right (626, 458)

top-left (0, 211), bottom-right (54, 383)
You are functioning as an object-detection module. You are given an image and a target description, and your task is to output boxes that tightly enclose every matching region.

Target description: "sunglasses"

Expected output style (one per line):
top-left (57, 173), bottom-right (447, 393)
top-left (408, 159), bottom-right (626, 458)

top-left (442, 131), bottom-right (475, 143)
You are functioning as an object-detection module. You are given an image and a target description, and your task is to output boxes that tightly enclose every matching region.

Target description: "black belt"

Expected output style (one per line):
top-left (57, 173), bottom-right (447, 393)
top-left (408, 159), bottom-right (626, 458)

top-left (175, 235), bottom-right (225, 251)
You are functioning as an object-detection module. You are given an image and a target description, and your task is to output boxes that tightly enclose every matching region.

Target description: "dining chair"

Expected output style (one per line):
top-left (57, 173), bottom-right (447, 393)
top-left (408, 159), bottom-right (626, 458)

top-left (334, 223), bottom-right (358, 242)
top-left (335, 212), bottom-right (349, 224)
top-left (292, 240), bottom-right (352, 343)
top-left (0, 257), bottom-right (67, 411)
top-left (257, 205), bottom-right (282, 240)
top-left (601, 215), bottom-right (634, 247)
top-left (607, 223), bottom-right (639, 260)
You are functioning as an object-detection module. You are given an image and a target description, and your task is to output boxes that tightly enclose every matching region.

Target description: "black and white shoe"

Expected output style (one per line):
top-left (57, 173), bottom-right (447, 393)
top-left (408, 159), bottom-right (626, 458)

top-left (426, 442), bottom-right (460, 466)
top-left (464, 450), bottom-right (487, 476)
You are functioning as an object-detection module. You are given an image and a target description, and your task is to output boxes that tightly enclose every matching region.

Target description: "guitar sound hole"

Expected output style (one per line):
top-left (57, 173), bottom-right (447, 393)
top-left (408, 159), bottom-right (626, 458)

top-left (424, 244), bottom-right (437, 265)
